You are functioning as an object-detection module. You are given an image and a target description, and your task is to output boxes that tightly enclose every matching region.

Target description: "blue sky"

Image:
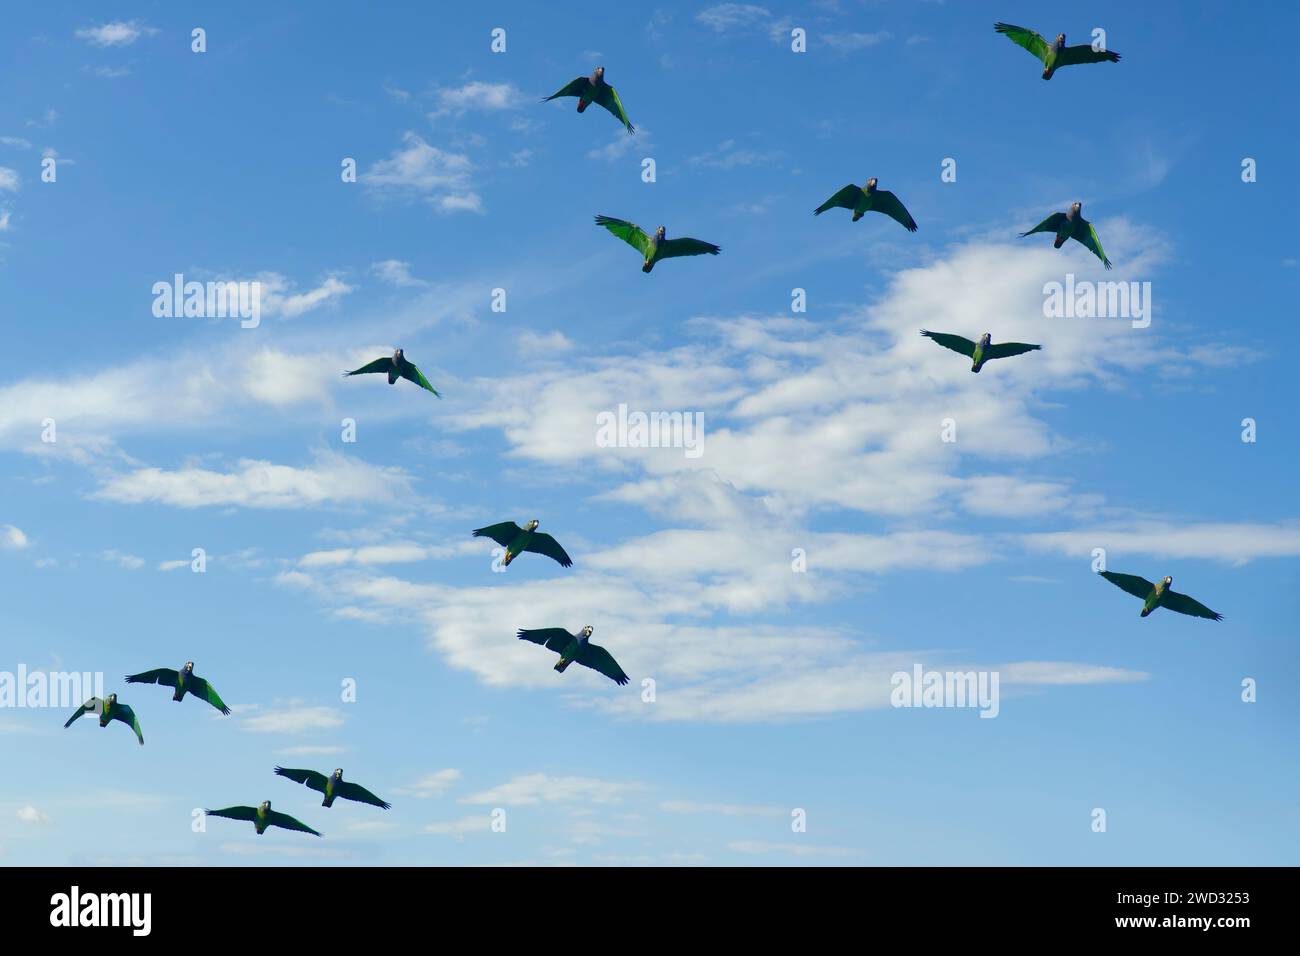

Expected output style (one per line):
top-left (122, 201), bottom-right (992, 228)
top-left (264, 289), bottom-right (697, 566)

top-left (1, 0), bottom-right (1297, 866)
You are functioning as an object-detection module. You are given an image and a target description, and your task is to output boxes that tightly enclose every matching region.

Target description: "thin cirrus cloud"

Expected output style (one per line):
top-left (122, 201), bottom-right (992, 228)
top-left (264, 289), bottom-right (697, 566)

top-left (1021, 522), bottom-right (1300, 566)
top-left (458, 773), bottom-right (641, 806)
top-left (73, 21), bottom-right (158, 47)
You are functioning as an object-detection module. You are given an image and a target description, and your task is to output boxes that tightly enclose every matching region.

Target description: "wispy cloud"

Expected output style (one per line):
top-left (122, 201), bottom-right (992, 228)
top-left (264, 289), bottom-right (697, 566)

top-left (240, 705), bottom-right (346, 735)
top-left (91, 452), bottom-right (414, 511)
top-left (74, 21), bottom-right (157, 47)
top-left (394, 769), bottom-right (462, 798)
top-left (364, 132), bottom-right (482, 214)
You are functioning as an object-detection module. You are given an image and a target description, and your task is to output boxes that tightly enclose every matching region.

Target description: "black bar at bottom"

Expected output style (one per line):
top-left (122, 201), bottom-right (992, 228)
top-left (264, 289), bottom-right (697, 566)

top-left (3, 866), bottom-right (1277, 939)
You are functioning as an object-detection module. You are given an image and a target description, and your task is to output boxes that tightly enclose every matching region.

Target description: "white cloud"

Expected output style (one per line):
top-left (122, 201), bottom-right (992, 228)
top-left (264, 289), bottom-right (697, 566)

top-left (0, 168), bottom-right (19, 191)
top-left (822, 31), bottom-right (893, 52)
top-left (240, 706), bottom-right (345, 735)
top-left (74, 21), bottom-right (157, 47)
top-left (687, 139), bottom-right (779, 170)
top-left (727, 840), bottom-right (857, 858)
top-left (273, 745), bottom-right (346, 756)
top-left (240, 348), bottom-right (337, 406)
top-left (299, 543), bottom-right (446, 567)
top-left (431, 81), bottom-right (522, 115)
top-left (101, 550), bottom-right (145, 570)
top-left (424, 815), bottom-right (492, 836)
top-left (515, 329), bottom-right (573, 354)
top-left (255, 272), bottom-right (353, 319)
top-left (394, 769), bottom-right (462, 798)
top-left (660, 799), bottom-right (786, 817)
top-left (370, 259), bottom-right (428, 288)
top-left (460, 773), bottom-right (639, 806)
top-left (364, 132), bottom-right (481, 214)
top-left (91, 451), bottom-right (414, 510)
top-left (1022, 522), bottom-right (1300, 567)
top-left (1, 524), bottom-right (28, 549)
top-left (587, 128), bottom-right (649, 163)
top-left (698, 4), bottom-right (773, 33)
top-left (17, 805), bottom-right (50, 824)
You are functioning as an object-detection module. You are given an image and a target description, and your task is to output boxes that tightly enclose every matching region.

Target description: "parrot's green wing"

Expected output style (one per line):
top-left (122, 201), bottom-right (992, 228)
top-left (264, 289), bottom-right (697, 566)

top-left (985, 341), bottom-right (1042, 361)
top-left (522, 532), bottom-right (574, 568)
top-left (543, 77), bottom-right (587, 101)
top-left (870, 190), bottom-right (918, 232)
top-left (337, 780), bottom-right (392, 810)
top-left (64, 697), bottom-right (103, 728)
top-left (813, 184), bottom-right (862, 215)
top-left (517, 628), bottom-right (576, 652)
top-left (575, 643), bottom-right (629, 686)
top-left (593, 84), bottom-right (634, 133)
top-left (473, 521), bottom-right (523, 548)
top-left (124, 668), bottom-right (179, 688)
top-left (1163, 590), bottom-right (1223, 622)
top-left (1098, 570), bottom-right (1156, 599)
top-left (189, 676), bottom-right (231, 715)
top-left (1057, 43), bottom-right (1121, 67)
top-left (344, 357), bottom-right (394, 377)
top-left (112, 705), bottom-right (144, 745)
top-left (920, 330), bottom-right (978, 358)
top-left (994, 22), bottom-right (1051, 64)
top-left (1020, 212), bottom-right (1068, 237)
top-left (1078, 222), bottom-right (1112, 269)
top-left (594, 215), bottom-right (651, 256)
top-left (658, 237), bottom-right (722, 260)
top-left (206, 805), bottom-right (258, 822)
top-left (268, 810), bottom-right (321, 836)
top-left (275, 766), bottom-right (330, 794)
top-left (399, 361), bottom-right (441, 397)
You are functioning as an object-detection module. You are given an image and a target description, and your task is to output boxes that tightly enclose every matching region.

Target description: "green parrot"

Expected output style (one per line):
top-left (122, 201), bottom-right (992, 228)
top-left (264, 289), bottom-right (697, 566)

top-left (594, 215), bottom-right (720, 273)
top-left (274, 767), bottom-right (391, 809)
top-left (813, 178), bottom-right (918, 231)
top-left (63, 693), bottom-right (144, 746)
top-left (994, 23), bottom-right (1121, 80)
top-left (517, 626), bottom-right (630, 685)
top-left (124, 661), bottom-right (230, 715)
top-left (543, 66), bottom-right (634, 133)
top-left (343, 348), bottom-right (441, 396)
top-left (205, 801), bottom-right (321, 836)
top-left (1020, 202), bottom-right (1112, 269)
top-left (472, 519), bottom-right (573, 568)
top-left (1098, 571), bottom-right (1223, 621)
top-left (920, 330), bottom-right (1041, 373)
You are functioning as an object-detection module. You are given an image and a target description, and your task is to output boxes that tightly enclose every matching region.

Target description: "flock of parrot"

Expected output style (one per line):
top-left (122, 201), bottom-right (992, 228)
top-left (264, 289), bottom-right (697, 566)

top-left (59, 21), bottom-right (1226, 843)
